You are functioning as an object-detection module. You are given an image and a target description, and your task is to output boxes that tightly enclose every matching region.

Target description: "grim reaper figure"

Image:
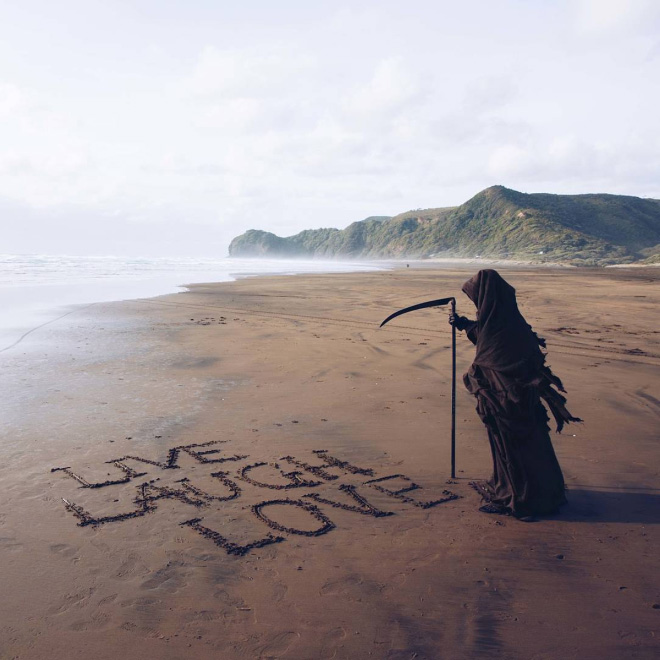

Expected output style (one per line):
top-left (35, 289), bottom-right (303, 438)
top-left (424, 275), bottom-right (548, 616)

top-left (451, 269), bottom-right (581, 519)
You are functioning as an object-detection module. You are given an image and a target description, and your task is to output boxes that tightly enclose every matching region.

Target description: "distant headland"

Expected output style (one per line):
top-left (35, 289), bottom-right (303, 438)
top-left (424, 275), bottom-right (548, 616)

top-left (228, 186), bottom-right (660, 266)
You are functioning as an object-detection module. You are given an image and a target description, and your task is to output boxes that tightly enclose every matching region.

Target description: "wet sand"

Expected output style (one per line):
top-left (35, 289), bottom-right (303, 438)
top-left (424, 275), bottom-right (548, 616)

top-left (1, 266), bottom-right (659, 659)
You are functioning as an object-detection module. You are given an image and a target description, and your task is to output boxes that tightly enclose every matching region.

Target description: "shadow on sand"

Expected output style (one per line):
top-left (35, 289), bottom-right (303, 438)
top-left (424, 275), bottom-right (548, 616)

top-left (549, 488), bottom-right (660, 524)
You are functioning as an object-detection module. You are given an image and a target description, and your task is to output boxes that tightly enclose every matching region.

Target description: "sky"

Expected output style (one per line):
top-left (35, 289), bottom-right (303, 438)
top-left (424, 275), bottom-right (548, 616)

top-left (1, 0), bottom-right (659, 257)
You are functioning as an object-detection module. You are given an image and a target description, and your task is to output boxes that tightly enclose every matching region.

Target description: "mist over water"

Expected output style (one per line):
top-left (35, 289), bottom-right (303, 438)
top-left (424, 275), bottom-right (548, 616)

top-left (0, 254), bottom-right (386, 351)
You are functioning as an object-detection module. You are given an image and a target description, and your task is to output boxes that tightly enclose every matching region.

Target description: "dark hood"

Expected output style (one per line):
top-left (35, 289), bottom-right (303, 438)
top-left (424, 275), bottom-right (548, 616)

top-left (462, 269), bottom-right (542, 374)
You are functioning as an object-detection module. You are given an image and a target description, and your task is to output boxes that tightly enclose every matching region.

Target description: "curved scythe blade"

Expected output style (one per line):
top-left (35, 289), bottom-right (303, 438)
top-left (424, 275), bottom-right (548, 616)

top-left (380, 296), bottom-right (455, 328)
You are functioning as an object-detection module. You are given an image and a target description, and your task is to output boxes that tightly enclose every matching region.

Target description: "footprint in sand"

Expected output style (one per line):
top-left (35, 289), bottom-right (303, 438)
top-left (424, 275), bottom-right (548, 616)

top-left (120, 596), bottom-right (161, 609)
top-left (47, 588), bottom-right (96, 615)
top-left (213, 588), bottom-right (245, 607)
top-left (319, 574), bottom-right (382, 600)
top-left (257, 631), bottom-right (300, 659)
top-left (183, 609), bottom-right (223, 623)
top-left (48, 542), bottom-right (78, 558)
top-left (68, 611), bottom-right (112, 632)
top-left (319, 627), bottom-right (347, 659)
top-left (119, 596), bottom-right (166, 634)
top-left (113, 553), bottom-right (148, 581)
top-left (0, 536), bottom-right (24, 554)
top-left (139, 564), bottom-right (186, 593)
top-left (271, 581), bottom-right (288, 602)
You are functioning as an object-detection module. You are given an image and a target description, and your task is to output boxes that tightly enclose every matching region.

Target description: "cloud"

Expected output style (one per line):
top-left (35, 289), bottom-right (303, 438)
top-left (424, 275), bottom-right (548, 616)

top-left (488, 134), bottom-right (660, 195)
top-left (0, 149), bottom-right (88, 178)
top-left (1, 2), bottom-right (659, 256)
top-left (0, 83), bottom-right (29, 119)
top-left (344, 57), bottom-right (422, 118)
top-left (194, 97), bottom-right (263, 131)
top-left (574, 0), bottom-right (660, 35)
top-left (0, 82), bottom-right (47, 125)
top-left (462, 75), bottom-right (518, 113)
top-left (185, 45), bottom-right (313, 99)
top-left (487, 144), bottom-right (531, 177)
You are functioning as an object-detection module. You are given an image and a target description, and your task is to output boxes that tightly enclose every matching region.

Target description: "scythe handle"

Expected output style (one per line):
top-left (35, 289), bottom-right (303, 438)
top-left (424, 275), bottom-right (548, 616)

top-left (451, 299), bottom-right (456, 479)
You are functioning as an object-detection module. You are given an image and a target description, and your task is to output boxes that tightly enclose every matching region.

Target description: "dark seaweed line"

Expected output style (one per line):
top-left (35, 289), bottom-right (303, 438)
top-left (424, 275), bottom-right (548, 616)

top-left (180, 517), bottom-right (285, 557)
top-left (304, 484), bottom-right (394, 518)
top-left (312, 450), bottom-right (375, 476)
top-left (237, 462), bottom-right (323, 490)
top-left (62, 483), bottom-right (157, 527)
top-left (188, 451), bottom-right (248, 465)
top-left (51, 463), bottom-right (147, 489)
top-left (251, 498), bottom-right (336, 537)
top-left (108, 440), bottom-right (231, 471)
top-left (176, 474), bottom-right (242, 502)
top-left (279, 455), bottom-right (339, 481)
top-left (364, 474), bottom-right (461, 509)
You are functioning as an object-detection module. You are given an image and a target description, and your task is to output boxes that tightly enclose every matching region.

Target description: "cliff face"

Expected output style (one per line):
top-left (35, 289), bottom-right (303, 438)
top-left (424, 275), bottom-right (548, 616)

top-left (228, 186), bottom-right (660, 265)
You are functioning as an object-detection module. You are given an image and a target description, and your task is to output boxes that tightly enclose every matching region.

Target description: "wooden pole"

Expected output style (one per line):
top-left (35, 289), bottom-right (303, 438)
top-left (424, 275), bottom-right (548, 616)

top-left (450, 299), bottom-right (457, 479)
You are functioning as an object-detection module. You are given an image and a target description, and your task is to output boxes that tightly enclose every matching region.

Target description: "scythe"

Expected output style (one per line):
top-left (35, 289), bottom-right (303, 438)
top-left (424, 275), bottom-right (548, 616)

top-left (380, 297), bottom-right (457, 479)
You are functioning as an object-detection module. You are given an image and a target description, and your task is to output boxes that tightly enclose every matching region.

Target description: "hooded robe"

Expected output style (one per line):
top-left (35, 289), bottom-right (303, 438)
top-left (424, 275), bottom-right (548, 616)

top-left (461, 269), bottom-right (580, 517)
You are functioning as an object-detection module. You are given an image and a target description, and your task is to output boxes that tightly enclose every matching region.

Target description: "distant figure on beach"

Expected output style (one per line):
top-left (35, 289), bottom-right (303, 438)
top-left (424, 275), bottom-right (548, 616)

top-left (450, 269), bottom-right (581, 519)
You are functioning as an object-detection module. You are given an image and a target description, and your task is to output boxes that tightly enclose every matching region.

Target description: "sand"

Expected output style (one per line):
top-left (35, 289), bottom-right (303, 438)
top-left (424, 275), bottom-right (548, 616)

top-left (1, 266), bottom-right (659, 659)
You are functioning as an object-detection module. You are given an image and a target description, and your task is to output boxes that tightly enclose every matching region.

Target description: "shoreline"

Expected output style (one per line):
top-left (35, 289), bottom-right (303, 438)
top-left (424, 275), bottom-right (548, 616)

top-left (1, 266), bottom-right (659, 658)
top-left (4, 254), bottom-right (659, 353)
top-left (0, 257), bottom-right (386, 353)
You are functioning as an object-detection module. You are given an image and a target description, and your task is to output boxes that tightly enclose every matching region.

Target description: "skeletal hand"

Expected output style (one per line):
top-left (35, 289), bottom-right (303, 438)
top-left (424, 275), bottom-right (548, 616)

top-left (449, 313), bottom-right (472, 331)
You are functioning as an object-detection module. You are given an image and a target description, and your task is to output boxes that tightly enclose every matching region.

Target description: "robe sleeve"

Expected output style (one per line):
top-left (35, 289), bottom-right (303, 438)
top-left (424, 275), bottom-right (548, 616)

top-left (465, 321), bottom-right (479, 345)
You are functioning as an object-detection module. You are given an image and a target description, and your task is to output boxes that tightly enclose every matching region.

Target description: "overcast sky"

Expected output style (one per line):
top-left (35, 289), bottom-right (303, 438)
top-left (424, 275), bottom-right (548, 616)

top-left (1, 0), bottom-right (659, 256)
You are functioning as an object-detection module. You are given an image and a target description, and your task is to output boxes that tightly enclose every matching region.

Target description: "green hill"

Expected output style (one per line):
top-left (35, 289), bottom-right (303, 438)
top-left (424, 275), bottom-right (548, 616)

top-left (228, 186), bottom-right (660, 265)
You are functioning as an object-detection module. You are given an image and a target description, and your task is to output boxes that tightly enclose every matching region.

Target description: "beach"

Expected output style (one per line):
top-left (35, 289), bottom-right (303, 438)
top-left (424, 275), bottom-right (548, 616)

top-left (1, 265), bottom-right (659, 659)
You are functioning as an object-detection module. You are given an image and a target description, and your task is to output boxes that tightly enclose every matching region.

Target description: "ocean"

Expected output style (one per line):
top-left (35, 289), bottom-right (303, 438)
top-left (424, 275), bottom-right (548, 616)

top-left (0, 254), bottom-right (386, 352)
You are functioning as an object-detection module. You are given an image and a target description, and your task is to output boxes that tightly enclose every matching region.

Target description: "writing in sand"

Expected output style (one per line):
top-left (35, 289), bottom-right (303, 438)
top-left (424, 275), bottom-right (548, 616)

top-left (51, 441), bottom-right (460, 557)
